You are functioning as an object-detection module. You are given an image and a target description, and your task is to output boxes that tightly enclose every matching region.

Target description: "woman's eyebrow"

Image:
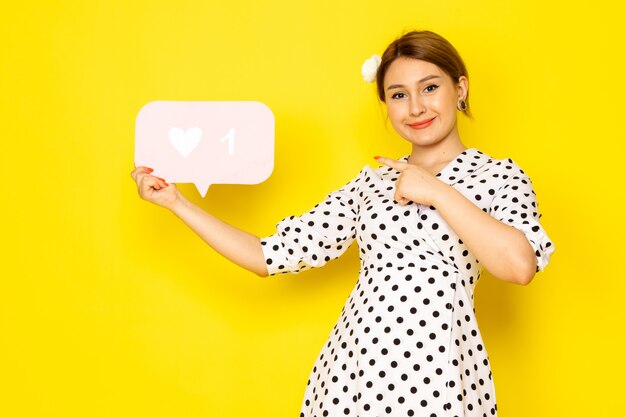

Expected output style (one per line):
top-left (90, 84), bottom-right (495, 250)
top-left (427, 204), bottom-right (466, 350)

top-left (386, 75), bottom-right (441, 90)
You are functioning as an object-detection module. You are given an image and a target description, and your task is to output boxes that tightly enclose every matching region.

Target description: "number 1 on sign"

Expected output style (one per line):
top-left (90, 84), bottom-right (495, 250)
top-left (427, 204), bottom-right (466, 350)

top-left (220, 128), bottom-right (235, 156)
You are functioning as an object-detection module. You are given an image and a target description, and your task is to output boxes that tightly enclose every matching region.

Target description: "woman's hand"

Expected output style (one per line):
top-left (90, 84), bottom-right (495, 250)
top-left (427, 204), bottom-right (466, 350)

top-left (130, 166), bottom-right (182, 210)
top-left (374, 156), bottom-right (447, 206)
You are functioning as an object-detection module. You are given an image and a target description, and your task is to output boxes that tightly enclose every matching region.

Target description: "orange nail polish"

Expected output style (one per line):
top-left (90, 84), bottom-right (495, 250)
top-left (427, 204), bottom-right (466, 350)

top-left (147, 168), bottom-right (154, 173)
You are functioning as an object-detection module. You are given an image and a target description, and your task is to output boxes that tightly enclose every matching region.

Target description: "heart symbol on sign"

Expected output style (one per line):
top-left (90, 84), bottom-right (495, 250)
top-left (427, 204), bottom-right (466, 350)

top-left (168, 127), bottom-right (202, 158)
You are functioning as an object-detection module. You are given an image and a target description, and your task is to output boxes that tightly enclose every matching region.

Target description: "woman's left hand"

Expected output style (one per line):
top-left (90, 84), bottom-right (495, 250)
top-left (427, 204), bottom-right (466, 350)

top-left (374, 156), bottom-right (447, 207)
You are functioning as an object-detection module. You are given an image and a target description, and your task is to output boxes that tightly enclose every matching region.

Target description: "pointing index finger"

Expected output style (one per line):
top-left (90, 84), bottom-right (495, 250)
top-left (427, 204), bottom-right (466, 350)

top-left (374, 156), bottom-right (408, 172)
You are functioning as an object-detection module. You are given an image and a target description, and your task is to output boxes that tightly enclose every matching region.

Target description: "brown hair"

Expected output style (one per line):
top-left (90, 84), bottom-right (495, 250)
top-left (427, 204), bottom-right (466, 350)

top-left (376, 30), bottom-right (472, 118)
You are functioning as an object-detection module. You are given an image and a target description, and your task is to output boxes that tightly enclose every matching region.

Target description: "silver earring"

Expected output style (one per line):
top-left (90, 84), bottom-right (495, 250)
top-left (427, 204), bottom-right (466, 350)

top-left (457, 99), bottom-right (467, 111)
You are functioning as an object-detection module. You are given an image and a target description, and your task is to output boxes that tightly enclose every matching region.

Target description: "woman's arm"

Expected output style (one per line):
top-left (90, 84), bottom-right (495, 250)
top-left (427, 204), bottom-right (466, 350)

top-left (131, 166), bottom-right (269, 277)
top-left (169, 197), bottom-right (269, 277)
top-left (373, 157), bottom-right (537, 285)
top-left (432, 185), bottom-right (537, 285)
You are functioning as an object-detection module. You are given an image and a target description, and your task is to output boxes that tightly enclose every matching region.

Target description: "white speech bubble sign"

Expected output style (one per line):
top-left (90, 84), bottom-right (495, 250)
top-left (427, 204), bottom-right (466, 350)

top-left (135, 101), bottom-right (274, 196)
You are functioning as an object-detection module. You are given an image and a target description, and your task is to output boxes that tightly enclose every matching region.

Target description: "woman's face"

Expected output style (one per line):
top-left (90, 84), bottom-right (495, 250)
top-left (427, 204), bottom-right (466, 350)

top-left (383, 57), bottom-right (468, 149)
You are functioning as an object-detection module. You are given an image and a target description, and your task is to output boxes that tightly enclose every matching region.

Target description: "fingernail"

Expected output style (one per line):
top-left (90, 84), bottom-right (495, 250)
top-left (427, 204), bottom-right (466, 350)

top-left (147, 168), bottom-right (154, 172)
top-left (374, 156), bottom-right (380, 159)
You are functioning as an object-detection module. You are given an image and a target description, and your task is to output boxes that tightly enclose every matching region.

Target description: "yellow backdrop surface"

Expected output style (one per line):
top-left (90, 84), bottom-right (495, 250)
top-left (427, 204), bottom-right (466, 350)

top-left (2, 0), bottom-right (624, 416)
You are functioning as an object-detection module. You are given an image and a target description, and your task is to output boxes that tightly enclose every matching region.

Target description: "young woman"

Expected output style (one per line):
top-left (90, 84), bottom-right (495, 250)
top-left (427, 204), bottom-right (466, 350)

top-left (131, 30), bottom-right (555, 417)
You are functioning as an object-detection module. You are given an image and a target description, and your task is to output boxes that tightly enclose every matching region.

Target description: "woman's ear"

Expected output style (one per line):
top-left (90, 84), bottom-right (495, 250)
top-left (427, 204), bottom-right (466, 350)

top-left (457, 75), bottom-right (469, 100)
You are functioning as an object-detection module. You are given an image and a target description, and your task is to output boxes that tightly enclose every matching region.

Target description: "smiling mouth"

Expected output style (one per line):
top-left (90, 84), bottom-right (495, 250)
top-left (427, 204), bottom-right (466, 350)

top-left (408, 117), bottom-right (436, 129)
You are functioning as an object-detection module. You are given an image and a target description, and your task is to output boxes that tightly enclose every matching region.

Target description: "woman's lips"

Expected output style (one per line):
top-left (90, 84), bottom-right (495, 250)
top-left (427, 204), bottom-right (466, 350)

top-left (408, 117), bottom-right (435, 129)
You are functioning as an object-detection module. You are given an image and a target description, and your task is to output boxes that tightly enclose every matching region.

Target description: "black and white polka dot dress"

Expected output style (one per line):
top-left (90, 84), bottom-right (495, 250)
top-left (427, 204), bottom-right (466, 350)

top-left (260, 148), bottom-right (555, 417)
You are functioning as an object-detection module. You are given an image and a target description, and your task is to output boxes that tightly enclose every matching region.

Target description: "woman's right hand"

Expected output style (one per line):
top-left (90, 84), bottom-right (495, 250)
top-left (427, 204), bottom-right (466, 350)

top-left (130, 166), bottom-right (182, 210)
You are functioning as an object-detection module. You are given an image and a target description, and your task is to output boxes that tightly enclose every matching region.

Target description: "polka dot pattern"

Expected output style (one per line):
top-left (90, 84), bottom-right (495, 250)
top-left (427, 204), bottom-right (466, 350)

top-left (260, 148), bottom-right (555, 416)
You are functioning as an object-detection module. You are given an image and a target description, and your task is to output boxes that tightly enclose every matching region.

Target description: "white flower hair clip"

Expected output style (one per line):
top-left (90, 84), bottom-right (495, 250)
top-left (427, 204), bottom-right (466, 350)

top-left (361, 54), bottom-right (381, 83)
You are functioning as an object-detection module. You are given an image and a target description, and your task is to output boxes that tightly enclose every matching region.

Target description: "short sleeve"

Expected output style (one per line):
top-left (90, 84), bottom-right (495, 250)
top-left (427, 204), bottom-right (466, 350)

top-left (489, 160), bottom-right (555, 272)
top-left (260, 167), bottom-right (365, 277)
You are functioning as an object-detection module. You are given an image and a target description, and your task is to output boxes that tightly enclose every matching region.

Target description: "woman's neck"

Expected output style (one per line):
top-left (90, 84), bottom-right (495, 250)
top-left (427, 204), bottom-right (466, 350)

top-left (408, 138), bottom-right (467, 173)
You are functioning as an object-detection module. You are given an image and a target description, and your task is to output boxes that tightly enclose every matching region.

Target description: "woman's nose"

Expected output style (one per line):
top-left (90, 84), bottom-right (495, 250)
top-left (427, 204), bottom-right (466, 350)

top-left (409, 96), bottom-right (425, 116)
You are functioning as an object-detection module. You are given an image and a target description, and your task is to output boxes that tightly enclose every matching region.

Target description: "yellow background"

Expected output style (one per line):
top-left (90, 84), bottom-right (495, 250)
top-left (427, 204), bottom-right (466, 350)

top-left (1, 0), bottom-right (624, 416)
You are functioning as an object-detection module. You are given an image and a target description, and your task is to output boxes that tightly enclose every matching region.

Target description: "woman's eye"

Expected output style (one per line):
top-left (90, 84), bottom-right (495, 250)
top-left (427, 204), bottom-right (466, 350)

top-left (391, 92), bottom-right (406, 100)
top-left (424, 84), bottom-right (439, 93)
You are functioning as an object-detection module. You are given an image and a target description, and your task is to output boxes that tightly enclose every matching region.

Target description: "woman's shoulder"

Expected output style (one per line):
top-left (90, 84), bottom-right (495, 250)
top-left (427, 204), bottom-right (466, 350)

top-left (472, 147), bottom-right (533, 179)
